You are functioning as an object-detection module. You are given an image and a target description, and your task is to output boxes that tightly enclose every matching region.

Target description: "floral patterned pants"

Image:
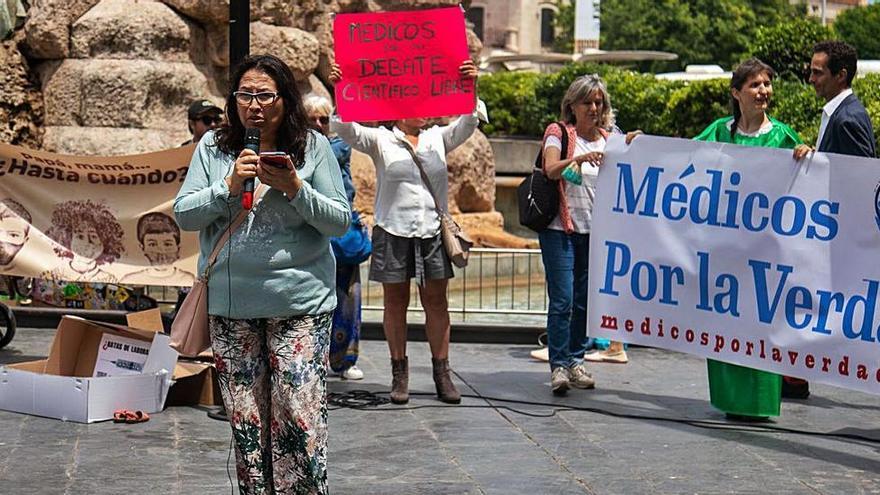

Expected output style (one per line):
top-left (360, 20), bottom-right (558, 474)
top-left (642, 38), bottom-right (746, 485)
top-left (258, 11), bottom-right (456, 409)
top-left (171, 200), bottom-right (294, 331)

top-left (209, 313), bottom-right (331, 495)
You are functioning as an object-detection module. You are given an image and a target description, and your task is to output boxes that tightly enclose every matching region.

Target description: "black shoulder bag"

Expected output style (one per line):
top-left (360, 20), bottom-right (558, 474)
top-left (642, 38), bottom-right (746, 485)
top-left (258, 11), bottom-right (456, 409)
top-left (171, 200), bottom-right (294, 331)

top-left (517, 122), bottom-right (568, 232)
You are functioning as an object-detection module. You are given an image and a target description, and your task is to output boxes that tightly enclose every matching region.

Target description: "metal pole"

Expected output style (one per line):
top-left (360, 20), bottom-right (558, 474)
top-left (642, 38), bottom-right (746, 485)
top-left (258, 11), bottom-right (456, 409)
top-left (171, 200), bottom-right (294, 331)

top-left (229, 0), bottom-right (250, 77)
top-left (209, 0), bottom-right (250, 423)
top-left (821, 0), bottom-right (827, 26)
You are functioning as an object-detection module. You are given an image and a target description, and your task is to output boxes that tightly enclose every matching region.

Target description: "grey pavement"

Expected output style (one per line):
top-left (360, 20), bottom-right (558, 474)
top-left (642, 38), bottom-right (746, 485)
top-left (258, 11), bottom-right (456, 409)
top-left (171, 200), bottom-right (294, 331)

top-left (1, 326), bottom-right (879, 495)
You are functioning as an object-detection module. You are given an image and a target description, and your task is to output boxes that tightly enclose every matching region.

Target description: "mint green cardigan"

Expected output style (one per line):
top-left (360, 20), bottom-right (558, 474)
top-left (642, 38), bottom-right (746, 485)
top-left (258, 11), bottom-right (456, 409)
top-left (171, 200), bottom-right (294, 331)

top-left (174, 130), bottom-right (350, 319)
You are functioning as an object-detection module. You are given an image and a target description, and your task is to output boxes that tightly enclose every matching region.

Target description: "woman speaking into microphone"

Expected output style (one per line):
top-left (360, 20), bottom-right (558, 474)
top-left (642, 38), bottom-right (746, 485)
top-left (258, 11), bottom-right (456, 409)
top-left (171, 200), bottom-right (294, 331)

top-left (174, 54), bottom-right (349, 494)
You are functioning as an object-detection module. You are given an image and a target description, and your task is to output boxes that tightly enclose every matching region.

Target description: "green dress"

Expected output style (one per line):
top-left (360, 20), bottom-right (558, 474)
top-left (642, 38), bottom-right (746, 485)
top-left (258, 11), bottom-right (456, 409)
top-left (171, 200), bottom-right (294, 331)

top-left (694, 116), bottom-right (803, 418)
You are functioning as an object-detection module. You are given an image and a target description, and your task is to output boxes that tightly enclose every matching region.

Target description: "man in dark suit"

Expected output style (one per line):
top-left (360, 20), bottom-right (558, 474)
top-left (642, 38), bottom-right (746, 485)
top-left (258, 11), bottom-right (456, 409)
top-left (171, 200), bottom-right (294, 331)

top-left (789, 41), bottom-right (877, 399)
top-left (795, 41), bottom-right (876, 159)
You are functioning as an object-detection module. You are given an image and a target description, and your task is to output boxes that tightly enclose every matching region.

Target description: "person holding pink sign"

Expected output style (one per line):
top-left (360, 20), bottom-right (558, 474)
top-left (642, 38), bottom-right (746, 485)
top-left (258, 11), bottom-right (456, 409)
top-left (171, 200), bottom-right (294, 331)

top-left (329, 59), bottom-right (481, 405)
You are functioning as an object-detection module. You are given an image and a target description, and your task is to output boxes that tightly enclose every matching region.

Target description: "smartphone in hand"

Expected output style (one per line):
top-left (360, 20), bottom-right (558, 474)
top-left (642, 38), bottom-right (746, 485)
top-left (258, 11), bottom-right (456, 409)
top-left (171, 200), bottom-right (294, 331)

top-left (260, 151), bottom-right (289, 169)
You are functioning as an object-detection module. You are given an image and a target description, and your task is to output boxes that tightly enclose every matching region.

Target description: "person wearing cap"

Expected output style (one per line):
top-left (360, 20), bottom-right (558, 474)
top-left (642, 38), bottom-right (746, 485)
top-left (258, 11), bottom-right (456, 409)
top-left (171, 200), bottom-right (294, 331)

top-left (182, 99), bottom-right (223, 146)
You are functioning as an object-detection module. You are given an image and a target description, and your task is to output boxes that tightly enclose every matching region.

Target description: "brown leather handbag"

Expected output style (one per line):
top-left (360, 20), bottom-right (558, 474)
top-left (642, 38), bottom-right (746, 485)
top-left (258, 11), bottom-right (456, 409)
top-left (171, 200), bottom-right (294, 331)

top-left (169, 185), bottom-right (265, 357)
top-left (400, 141), bottom-right (473, 268)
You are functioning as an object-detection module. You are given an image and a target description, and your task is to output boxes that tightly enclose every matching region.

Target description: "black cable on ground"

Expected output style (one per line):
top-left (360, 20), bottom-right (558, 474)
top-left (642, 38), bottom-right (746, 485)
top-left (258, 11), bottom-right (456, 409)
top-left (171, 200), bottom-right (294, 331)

top-left (327, 387), bottom-right (880, 446)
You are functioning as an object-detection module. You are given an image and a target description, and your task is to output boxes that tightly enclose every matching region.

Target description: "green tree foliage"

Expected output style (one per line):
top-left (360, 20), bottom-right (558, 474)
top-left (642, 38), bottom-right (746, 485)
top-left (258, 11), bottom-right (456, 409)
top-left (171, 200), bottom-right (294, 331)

top-left (532, 63), bottom-right (684, 134)
top-left (478, 66), bottom-right (880, 152)
top-left (834, 4), bottom-right (880, 60)
top-left (853, 74), bottom-right (880, 149)
top-left (748, 0), bottom-right (805, 20)
top-left (552, 0), bottom-right (576, 54)
top-left (748, 17), bottom-right (834, 81)
top-left (599, 0), bottom-right (801, 71)
top-left (604, 70), bottom-right (683, 135)
top-left (768, 79), bottom-right (823, 144)
top-left (663, 79), bottom-right (730, 138)
top-left (477, 71), bottom-right (544, 136)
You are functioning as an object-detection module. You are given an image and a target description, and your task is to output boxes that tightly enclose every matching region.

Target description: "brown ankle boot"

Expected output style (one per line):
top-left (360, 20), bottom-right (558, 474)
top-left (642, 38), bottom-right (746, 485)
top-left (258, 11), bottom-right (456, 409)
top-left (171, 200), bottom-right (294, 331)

top-left (390, 357), bottom-right (409, 404)
top-left (432, 358), bottom-right (461, 404)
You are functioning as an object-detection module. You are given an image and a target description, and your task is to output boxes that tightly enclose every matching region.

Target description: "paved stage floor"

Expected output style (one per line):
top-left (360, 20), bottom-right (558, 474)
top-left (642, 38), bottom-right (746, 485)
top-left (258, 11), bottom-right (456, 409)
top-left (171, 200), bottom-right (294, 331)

top-left (1, 327), bottom-right (878, 494)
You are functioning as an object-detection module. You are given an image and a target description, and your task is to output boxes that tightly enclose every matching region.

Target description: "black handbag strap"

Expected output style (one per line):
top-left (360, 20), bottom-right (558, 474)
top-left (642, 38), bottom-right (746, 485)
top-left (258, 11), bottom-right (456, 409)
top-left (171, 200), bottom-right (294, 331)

top-left (398, 137), bottom-right (447, 217)
top-left (536, 121), bottom-right (569, 173)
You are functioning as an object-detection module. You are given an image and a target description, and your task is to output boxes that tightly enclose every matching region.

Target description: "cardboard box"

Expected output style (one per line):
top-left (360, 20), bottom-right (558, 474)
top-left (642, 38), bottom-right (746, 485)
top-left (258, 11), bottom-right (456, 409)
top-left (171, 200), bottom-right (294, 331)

top-left (166, 360), bottom-right (222, 407)
top-left (124, 309), bottom-right (221, 407)
top-left (0, 314), bottom-right (178, 423)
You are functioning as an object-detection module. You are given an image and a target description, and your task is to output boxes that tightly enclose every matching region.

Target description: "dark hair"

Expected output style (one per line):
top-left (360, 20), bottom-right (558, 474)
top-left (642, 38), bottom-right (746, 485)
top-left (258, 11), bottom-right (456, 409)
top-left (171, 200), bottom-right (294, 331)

top-left (813, 40), bottom-right (858, 86)
top-left (0, 198), bottom-right (31, 225)
top-left (214, 54), bottom-right (312, 167)
top-left (136, 212), bottom-right (180, 245)
top-left (729, 58), bottom-right (776, 142)
top-left (46, 200), bottom-right (125, 265)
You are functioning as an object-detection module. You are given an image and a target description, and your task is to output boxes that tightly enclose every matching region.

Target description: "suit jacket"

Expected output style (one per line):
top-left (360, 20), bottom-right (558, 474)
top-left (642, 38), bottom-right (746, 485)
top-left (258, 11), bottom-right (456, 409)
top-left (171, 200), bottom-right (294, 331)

top-left (818, 93), bottom-right (877, 158)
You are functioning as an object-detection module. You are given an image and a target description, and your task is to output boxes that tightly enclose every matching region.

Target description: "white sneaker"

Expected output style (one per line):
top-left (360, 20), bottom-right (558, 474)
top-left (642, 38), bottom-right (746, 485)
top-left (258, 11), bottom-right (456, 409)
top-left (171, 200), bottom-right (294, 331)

top-left (342, 365), bottom-right (364, 380)
top-left (551, 367), bottom-right (570, 395)
top-left (568, 363), bottom-right (596, 389)
top-left (584, 349), bottom-right (629, 364)
top-left (530, 347), bottom-right (549, 362)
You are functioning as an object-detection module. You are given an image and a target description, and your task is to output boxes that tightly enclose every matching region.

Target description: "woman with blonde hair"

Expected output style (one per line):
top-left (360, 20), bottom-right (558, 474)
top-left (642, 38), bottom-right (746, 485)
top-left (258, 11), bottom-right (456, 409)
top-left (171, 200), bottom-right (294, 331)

top-left (328, 60), bottom-right (480, 404)
top-left (539, 74), bottom-right (638, 394)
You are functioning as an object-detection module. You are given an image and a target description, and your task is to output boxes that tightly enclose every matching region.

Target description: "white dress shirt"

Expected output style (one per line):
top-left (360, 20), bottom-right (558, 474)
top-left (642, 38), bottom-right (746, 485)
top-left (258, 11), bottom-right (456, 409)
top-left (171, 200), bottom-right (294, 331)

top-left (331, 113), bottom-right (479, 238)
top-left (816, 88), bottom-right (853, 148)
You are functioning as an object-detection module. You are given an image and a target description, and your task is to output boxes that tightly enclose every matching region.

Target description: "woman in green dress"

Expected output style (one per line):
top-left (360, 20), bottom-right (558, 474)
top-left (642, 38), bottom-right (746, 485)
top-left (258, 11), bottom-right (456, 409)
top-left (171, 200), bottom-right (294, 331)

top-left (694, 58), bottom-right (803, 421)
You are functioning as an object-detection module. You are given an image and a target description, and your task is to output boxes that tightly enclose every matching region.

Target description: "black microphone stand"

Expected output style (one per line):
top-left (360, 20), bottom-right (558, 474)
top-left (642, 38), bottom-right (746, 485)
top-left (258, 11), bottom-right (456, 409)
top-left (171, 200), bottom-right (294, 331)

top-left (209, 0), bottom-right (251, 424)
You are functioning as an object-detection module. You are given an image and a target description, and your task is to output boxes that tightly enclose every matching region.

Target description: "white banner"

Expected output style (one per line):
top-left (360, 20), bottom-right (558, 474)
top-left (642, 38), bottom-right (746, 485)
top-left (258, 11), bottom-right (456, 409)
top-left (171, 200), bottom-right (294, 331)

top-left (0, 143), bottom-right (199, 289)
top-left (588, 135), bottom-right (880, 395)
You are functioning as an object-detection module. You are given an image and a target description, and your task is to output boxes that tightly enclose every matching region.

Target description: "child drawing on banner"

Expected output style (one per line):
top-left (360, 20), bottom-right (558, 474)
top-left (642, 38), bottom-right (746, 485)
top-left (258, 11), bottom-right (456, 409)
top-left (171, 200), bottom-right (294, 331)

top-left (120, 212), bottom-right (195, 285)
top-left (45, 199), bottom-right (124, 283)
top-left (0, 198), bottom-right (31, 269)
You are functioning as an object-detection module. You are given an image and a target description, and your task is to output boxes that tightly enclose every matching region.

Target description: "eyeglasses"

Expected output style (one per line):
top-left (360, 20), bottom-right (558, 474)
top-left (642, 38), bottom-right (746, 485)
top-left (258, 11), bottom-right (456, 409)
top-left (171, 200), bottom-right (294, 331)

top-left (200, 115), bottom-right (222, 126)
top-left (312, 116), bottom-right (330, 125)
top-left (233, 91), bottom-right (279, 106)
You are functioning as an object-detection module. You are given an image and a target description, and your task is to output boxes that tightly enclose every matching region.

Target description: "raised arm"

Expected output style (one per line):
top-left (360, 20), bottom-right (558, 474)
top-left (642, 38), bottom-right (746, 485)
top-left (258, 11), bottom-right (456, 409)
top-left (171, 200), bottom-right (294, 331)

top-left (329, 116), bottom-right (383, 157)
top-left (440, 59), bottom-right (482, 153)
top-left (326, 62), bottom-right (383, 156)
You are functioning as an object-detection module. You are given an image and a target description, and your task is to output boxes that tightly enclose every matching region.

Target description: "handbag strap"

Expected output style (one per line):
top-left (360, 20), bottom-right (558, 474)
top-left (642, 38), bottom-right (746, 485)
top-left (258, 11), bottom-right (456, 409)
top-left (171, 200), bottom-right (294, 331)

top-left (204, 183), bottom-right (267, 270)
top-left (398, 138), bottom-right (445, 216)
top-left (536, 121), bottom-right (570, 174)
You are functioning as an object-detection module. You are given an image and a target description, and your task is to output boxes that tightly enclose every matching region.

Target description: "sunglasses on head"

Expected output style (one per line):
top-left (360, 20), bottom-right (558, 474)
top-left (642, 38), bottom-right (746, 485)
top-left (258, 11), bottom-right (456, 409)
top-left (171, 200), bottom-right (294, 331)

top-left (199, 115), bottom-right (222, 126)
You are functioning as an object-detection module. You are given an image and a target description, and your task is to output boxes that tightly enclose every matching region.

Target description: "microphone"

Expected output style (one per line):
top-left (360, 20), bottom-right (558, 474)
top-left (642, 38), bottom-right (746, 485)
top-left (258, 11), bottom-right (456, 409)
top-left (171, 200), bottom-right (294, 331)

top-left (241, 128), bottom-right (260, 209)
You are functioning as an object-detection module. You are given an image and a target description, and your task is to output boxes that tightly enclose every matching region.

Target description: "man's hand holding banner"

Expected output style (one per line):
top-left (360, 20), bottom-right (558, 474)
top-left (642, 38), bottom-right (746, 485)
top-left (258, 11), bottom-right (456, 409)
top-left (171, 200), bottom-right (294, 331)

top-left (588, 135), bottom-right (880, 395)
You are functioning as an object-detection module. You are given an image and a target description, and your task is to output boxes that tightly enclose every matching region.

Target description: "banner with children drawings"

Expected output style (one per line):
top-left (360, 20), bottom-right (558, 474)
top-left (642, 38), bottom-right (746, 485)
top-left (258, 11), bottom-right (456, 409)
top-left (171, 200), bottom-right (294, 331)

top-left (0, 142), bottom-right (199, 307)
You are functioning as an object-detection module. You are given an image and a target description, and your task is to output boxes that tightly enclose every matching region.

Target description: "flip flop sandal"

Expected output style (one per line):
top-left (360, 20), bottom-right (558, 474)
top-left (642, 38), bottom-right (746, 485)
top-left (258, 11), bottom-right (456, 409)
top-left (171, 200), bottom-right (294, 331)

top-left (113, 409), bottom-right (128, 423)
top-left (125, 410), bottom-right (150, 423)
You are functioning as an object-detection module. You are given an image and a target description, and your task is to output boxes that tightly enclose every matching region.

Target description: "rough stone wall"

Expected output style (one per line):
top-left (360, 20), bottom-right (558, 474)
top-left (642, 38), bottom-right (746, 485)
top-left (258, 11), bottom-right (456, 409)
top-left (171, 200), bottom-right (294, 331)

top-left (14, 0), bottom-right (327, 155)
top-left (0, 30), bottom-right (43, 149)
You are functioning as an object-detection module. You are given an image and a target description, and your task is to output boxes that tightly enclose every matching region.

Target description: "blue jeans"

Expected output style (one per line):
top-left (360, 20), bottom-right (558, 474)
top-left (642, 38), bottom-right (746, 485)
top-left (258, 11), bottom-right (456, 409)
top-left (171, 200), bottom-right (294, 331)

top-left (539, 229), bottom-right (593, 370)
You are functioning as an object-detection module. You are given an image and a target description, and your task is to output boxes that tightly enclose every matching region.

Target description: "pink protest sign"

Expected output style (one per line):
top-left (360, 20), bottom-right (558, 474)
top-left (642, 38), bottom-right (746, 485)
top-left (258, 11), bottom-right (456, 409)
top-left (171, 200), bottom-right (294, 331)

top-left (333, 7), bottom-right (474, 122)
